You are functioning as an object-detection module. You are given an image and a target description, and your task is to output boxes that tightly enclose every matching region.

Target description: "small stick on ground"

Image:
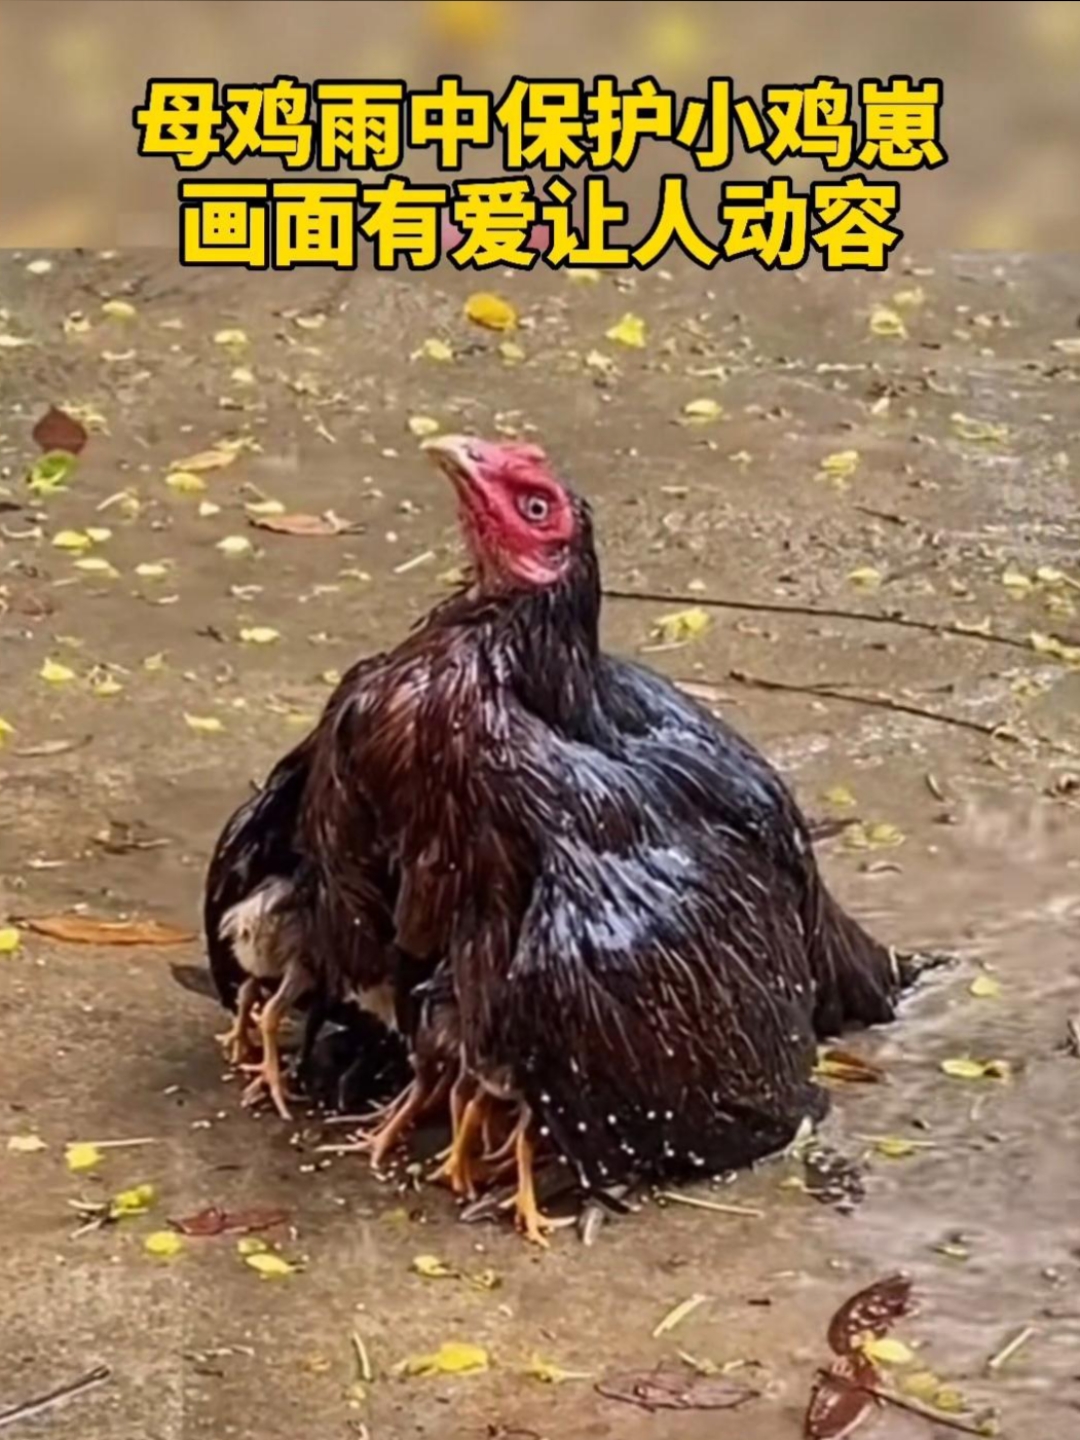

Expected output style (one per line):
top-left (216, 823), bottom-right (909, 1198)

top-left (728, 670), bottom-right (1015, 741)
top-left (987, 1325), bottom-right (1036, 1372)
top-left (819, 1369), bottom-right (994, 1438)
top-left (76, 1137), bottom-right (160, 1150)
top-left (603, 586), bottom-right (1068, 654)
top-left (351, 1331), bottom-right (373, 1385)
top-left (655, 1191), bottom-right (764, 1219)
top-left (0, 1365), bottom-right (111, 1430)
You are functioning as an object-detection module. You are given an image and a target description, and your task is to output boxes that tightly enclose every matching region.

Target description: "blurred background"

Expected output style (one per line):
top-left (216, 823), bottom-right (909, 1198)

top-left (1, 0), bottom-right (1079, 252)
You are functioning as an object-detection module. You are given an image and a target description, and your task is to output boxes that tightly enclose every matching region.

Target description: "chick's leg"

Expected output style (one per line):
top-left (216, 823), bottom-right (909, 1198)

top-left (512, 1109), bottom-right (553, 1248)
top-left (217, 977), bottom-right (261, 1066)
top-left (241, 962), bottom-right (308, 1121)
top-left (362, 1066), bottom-right (451, 1171)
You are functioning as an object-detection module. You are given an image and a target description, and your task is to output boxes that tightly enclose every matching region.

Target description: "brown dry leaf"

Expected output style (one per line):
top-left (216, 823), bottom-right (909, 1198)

top-left (170, 1204), bottom-right (289, 1237)
top-left (815, 1048), bottom-right (886, 1085)
top-left (805, 1352), bottom-right (879, 1439)
top-left (250, 512), bottom-right (357, 537)
top-left (32, 407), bottom-right (88, 455)
top-left (21, 915), bottom-right (195, 946)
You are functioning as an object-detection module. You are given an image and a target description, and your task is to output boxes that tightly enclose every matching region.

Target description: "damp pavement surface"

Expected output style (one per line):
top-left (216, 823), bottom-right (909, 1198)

top-left (1, 251), bottom-right (1079, 1439)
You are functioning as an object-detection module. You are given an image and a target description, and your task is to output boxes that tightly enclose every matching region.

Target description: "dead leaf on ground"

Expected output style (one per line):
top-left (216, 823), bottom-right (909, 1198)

top-left (170, 1204), bottom-right (289, 1237)
top-left (20, 915), bottom-right (195, 946)
top-left (524, 1356), bottom-right (593, 1384)
top-left (596, 1367), bottom-right (758, 1413)
top-left (805, 1352), bottom-right (880, 1439)
top-left (828, 1273), bottom-right (913, 1355)
top-left (395, 1342), bottom-right (490, 1378)
top-left (815, 1048), bottom-right (886, 1085)
top-left (32, 406), bottom-right (89, 455)
top-left (249, 512), bottom-right (359, 537)
top-left (27, 451), bottom-right (78, 496)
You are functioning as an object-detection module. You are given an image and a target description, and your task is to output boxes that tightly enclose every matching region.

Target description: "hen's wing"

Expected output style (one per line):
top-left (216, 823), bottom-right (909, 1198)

top-left (476, 830), bottom-right (825, 1192)
top-left (598, 657), bottom-right (899, 1033)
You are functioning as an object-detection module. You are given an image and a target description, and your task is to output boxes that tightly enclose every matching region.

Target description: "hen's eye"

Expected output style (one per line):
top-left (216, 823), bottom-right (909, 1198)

top-left (519, 493), bottom-right (550, 523)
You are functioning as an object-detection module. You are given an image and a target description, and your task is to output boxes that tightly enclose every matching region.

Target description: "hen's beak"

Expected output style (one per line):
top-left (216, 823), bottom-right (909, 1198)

top-left (421, 434), bottom-right (483, 499)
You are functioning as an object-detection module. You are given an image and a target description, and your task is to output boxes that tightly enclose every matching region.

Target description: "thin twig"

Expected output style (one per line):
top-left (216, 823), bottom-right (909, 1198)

top-left (351, 1331), bottom-right (373, 1385)
top-left (655, 1191), bottom-right (764, 1219)
top-left (604, 586), bottom-right (1078, 654)
top-left (76, 1137), bottom-right (159, 1150)
top-left (728, 669), bottom-right (1014, 740)
top-left (987, 1325), bottom-right (1036, 1372)
top-left (0, 1365), bottom-right (111, 1430)
top-left (819, 1369), bottom-right (993, 1437)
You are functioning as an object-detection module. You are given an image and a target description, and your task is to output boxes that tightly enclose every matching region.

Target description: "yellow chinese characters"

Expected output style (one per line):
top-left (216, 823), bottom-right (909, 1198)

top-left (135, 81), bottom-right (223, 168)
top-left (858, 76), bottom-right (947, 169)
top-left (719, 179), bottom-right (808, 270)
top-left (359, 178), bottom-right (449, 270)
top-left (316, 81), bottom-right (405, 169)
top-left (180, 182), bottom-right (360, 269)
top-left (224, 76), bottom-right (311, 167)
top-left (811, 178), bottom-right (903, 270)
top-left (448, 180), bottom-right (539, 269)
top-left (409, 77), bottom-right (492, 169)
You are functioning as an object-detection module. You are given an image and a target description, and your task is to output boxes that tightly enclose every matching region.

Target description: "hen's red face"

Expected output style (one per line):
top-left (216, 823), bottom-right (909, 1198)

top-left (424, 435), bottom-right (578, 590)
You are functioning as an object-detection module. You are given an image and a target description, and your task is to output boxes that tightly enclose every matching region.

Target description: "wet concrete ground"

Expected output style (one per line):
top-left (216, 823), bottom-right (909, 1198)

top-left (1, 251), bottom-right (1079, 1439)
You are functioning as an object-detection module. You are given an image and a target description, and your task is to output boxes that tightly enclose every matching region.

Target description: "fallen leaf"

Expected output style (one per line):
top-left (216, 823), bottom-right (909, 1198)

top-left (32, 407), bottom-right (88, 455)
top-left (969, 975), bottom-right (1002, 999)
top-left (596, 1368), bottom-right (757, 1413)
top-left (66, 1142), bottom-right (103, 1171)
top-left (843, 822), bottom-right (905, 851)
top-left (90, 675), bottom-right (124, 698)
top-left (499, 339), bottom-right (526, 363)
top-left (847, 567), bottom-right (882, 591)
top-left (170, 1204), bottom-right (289, 1237)
top-left (244, 499), bottom-right (285, 518)
top-left (524, 1356), bottom-right (593, 1384)
top-left (101, 299), bottom-right (137, 320)
top-left (0, 926), bottom-right (21, 954)
top-left (293, 312), bottom-right (326, 331)
top-left (819, 450), bottom-right (860, 478)
top-left (823, 785), bottom-right (857, 810)
top-left (144, 1230), bottom-right (184, 1258)
top-left (27, 450), bottom-right (78, 496)
top-left (214, 328), bottom-right (249, 348)
top-left (174, 438), bottom-right (252, 472)
top-left (0, 332), bottom-right (34, 349)
top-left (651, 607), bottom-right (710, 644)
top-left (861, 1337), bottom-right (914, 1367)
top-left (22, 915), bottom-right (195, 946)
top-left (52, 529), bottom-right (93, 552)
top-left (805, 1352), bottom-right (879, 1439)
top-left (869, 306), bottom-right (907, 338)
top-left (950, 413), bottom-right (1008, 444)
top-left (239, 626), bottom-right (280, 645)
top-left (606, 313), bottom-right (646, 348)
top-left (165, 471), bottom-right (207, 495)
top-left (872, 1138), bottom-right (916, 1159)
top-left (828, 1274), bottom-right (913, 1355)
top-left (84, 526), bottom-right (111, 544)
top-left (464, 292), bottom-right (517, 331)
top-left (7, 1133), bottom-right (46, 1152)
top-left (396, 1342), bottom-right (490, 1378)
top-left (682, 398), bottom-right (723, 423)
top-left (408, 414), bottom-right (441, 438)
top-left (74, 557), bottom-right (120, 577)
top-left (0, 718), bottom-right (13, 749)
top-left (418, 337), bottom-right (454, 362)
top-left (184, 714), bottom-right (224, 733)
top-left (244, 1251), bottom-right (297, 1278)
top-left (110, 1183), bottom-right (156, 1217)
top-left (237, 1237), bottom-right (267, 1256)
top-left (1002, 567), bottom-right (1033, 595)
top-left (250, 511), bottom-right (356, 537)
top-left (217, 535), bottom-right (253, 557)
top-left (40, 659), bottom-right (76, 684)
top-left (411, 1254), bottom-right (459, 1279)
top-left (815, 1048), bottom-right (885, 1085)
top-left (940, 1057), bottom-right (1011, 1081)
top-left (197, 501), bottom-right (221, 517)
top-left (653, 1294), bottom-right (709, 1337)
top-left (1029, 631), bottom-right (1080, 666)
top-left (1051, 337), bottom-right (1080, 356)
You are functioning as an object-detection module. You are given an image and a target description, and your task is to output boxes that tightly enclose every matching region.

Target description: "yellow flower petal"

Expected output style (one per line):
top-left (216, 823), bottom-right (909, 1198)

top-left (217, 536), bottom-right (253, 557)
top-left (0, 926), bottom-right (21, 954)
top-left (396, 1341), bottom-right (490, 1378)
top-left (101, 299), bottom-right (137, 320)
top-left (52, 529), bottom-right (92, 552)
top-left (40, 659), bottom-right (76, 684)
top-left (869, 305), bottom-right (907, 339)
top-left (244, 1251), bottom-right (296, 1278)
top-left (239, 626), bottom-right (280, 645)
top-left (165, 471), bottom-right (207, 495)
top-left (7, 1132), bottom-right (46, 1152)
top-left (65, 1142), bottom-right (103, 1171)
top-left (184, 714), bottom-right (224, 733)
top-left (144, 1230), bottom-right (184, 1258)
top-left (408, 414), bottom-right (441, 438)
